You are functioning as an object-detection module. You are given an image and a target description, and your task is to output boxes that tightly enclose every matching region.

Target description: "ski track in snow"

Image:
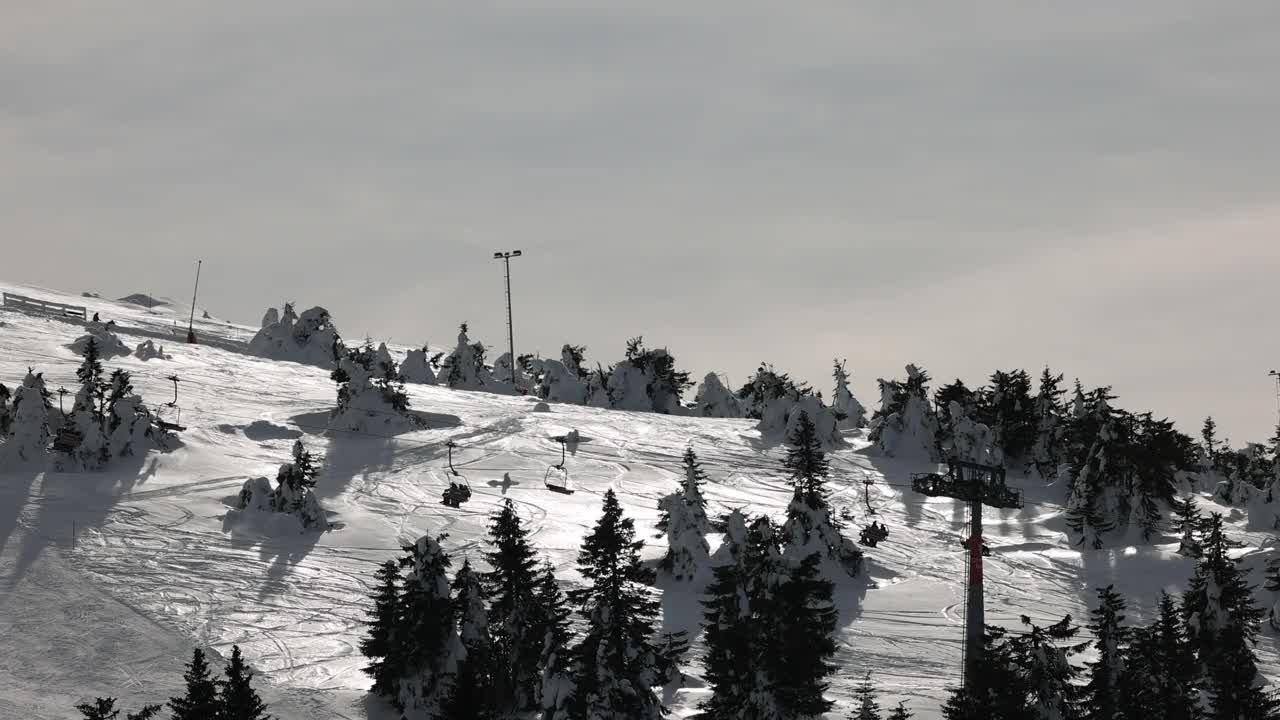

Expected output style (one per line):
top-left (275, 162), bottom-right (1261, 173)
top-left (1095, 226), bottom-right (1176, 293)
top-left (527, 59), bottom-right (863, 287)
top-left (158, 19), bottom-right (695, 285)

top-left (3, 282), bottom-right (1280, 720)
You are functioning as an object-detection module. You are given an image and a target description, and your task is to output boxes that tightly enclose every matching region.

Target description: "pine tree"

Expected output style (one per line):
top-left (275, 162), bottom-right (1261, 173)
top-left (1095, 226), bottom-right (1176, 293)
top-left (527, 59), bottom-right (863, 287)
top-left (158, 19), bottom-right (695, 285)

top-left (481, 499), bottom-right (542, 713)
top-left (397, 534), bottom-right (462, 715)
top-left (534, 562), bottom-right (575, 720)
top-left (887, 702), bottom-right (913, 720)
top-left (942, 626), bottom-right (1036, 720)
top-left (1124, 591), bottom-right (1201, 720)
top-left (217, 645), bottom-right (271, 720)
top-left (1031, 368), bottom-right (1067, 478)
top-left (832, 358), bottom-right (868, 429)
top-left (68, 336), bottom-right (109, 467)
top-left (769, 551), bottom-right (839, 718)
top-left (1184, 514), bottom-right (1279, 720)
top-left (359, 559), bottom-right (403, 700)
top-left (168, 648), bottom-right (220, 720)
top-left (852, 671), bottom-right (882, 720)
top-left (656, 448), bottom-right (713, 582)
top-left (697, 516), bottom-right (756, 720)
top-left (1081, 585), bottom-right (1130, 720)
top-left (1202, 417), bottom-right (1219, 468)
top-left (1172, 496), bottom-right (1205, 557)
top-left (75, 698), bottom-right (162, 720)
top-left (445, 560), bottom-right (497, 720)
top-left (567, 489), bottom-right (671, 720)
top-left (781, 412), bottom-right (862, 576)
top-left (978, 369), bottom-right (1036, 461)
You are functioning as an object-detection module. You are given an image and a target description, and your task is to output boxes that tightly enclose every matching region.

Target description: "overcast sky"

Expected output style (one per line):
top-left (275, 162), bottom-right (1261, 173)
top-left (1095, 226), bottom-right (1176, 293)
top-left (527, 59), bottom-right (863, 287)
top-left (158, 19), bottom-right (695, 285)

top-left (3, 2), bottom-right (1278, 443)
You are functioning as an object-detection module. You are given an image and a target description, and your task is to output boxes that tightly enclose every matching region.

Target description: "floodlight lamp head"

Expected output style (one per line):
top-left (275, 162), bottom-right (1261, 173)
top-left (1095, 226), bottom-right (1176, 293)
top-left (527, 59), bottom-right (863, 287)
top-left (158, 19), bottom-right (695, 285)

top-left (493, 252), bottom-right (504, 259)
top-left (511, 250), bottom-right (522, 257)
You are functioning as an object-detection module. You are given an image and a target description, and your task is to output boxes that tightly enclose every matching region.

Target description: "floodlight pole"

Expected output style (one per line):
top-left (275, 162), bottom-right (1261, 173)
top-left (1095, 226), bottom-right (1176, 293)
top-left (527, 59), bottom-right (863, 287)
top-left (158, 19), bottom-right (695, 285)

top-left (1269, 370), bottom-right (1280, 427)
top-left (493, 250), bottom-right (522, 390)
top-left (186, 259), bottom-right (202, 344)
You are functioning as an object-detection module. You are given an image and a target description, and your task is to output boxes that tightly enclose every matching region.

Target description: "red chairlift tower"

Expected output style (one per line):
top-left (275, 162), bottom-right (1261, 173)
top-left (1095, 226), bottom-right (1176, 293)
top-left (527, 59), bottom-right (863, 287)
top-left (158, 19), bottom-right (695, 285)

top-left (911, 459), bottom-right (1023, 689)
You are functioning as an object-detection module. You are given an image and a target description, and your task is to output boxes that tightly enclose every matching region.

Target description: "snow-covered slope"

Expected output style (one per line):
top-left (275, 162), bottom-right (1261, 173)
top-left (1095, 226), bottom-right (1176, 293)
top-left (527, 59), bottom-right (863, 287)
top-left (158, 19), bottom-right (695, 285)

top-left (2, 282), bottom-right (1278, 719)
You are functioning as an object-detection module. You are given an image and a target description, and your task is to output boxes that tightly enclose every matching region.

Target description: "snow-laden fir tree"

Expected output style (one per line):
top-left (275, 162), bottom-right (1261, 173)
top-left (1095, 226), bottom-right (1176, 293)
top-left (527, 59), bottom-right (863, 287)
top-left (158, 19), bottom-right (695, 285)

top-left (1172, 495), bottom-right (1205, 558)
top-left (104, 370), bottom-right (164, 459)
top-left (360, 560), bottom-right (404, 700)
top-left (598, 336), bottom-right (692, 414)
top-left (400, 344), bottom-right (439, 385)
top-left (736, 363), bottom-right (841, 446)
top-left (2, 369), bottom-right (53, 466)
top-left (934, 379), bottom-right (977, 455)
top-left (217, 645), bottom-right (271, 720)
top-left (780, 412), bottom-right (862, 577)
top-left (696, 511), bottom-right (756, 720)
top-left (274, 439), bottom-right (326, 529)
top-left (693, 372), bottom-right (746, 418)
top-left (943, 615), bottom-right (1083, 720)
top-left (942, 400), bottom-right (1004, 466)
top-left (832, 358), bottom-right (868, 429)
top-left (534, 562), bottom-right (576, 720)
top-left (248, 303), bottom-right (343, 368)
top-left (169, 648), bottom-right (220, 720)
top-left (528, 349), bottom-right (590, 404)
top-left (133, 339), bottom-right (170, 361)
top-left (438, 323), bottom-right (496, 391)
top-left (978, 369), bottom-right (1036, 463)
top-left (656, 447), bottom-right (712, 583)
top-left (1201, 416), bottom-right (1220, 471)
top-left (481, 499), bottom-right (543, 713)
top-left (870, 364), bottom-right (940, 460)
top-left (1065, 414), bottom-right (1124, 549)
top-left (1031, 368), bottom-right (1068, 479)
top-left (853, 671), bottom-right (883, 720)
top-left (64, 336), bottom-right (110, 469)
top-left (566, 489), bottom-right (674, 720)
top-left (329, 343), bottom-right (414, 434)
top-left (1081, 585), bottom-right (1130, 720)
top-left (1123, 591), bottom-right (1202, 720)
top-left (887, 702), bottom-right (914, 720)
top-left (396, 534), bottom-right (463, 715)
top-left (769, 547), bottom-right (839, 718)
top-left (444, 560), bottom-right (497, 720)
top-left (1183, 513), bottom-right (1279, 720)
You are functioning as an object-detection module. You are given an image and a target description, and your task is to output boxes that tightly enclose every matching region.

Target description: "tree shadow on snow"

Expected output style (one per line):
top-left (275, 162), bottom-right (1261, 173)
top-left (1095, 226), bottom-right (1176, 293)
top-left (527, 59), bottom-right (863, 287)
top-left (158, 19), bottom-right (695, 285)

top-left (0, 470), bottom-right (41, 560)
top-left (8, 450), bottom-right (152, 585)
top-left (252, 529), bottom-right (325, 603)
top-left (315, 435), bottom-right (399, 501)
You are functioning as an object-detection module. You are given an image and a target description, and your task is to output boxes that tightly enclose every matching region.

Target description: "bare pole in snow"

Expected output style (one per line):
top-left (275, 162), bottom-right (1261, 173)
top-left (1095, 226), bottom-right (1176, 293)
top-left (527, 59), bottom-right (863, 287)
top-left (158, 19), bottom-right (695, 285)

top-left (493, 250), bottom-right (522, 390)
top-left (1270, 370), bottom-right (1280, 428)
top-left (186, 259), bottom-right (202, 344)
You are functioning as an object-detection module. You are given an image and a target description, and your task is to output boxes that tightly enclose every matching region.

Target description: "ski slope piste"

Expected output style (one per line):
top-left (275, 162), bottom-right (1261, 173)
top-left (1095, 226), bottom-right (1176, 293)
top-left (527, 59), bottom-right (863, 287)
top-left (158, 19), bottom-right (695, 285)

top-left (0, 280), bottom-right (1276, 719)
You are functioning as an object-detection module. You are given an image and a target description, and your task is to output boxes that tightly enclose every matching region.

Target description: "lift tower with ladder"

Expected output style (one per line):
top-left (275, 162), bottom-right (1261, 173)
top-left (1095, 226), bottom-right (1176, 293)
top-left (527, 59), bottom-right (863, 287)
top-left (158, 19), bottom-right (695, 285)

top-left (911, 459), bottom-right (1023, 689)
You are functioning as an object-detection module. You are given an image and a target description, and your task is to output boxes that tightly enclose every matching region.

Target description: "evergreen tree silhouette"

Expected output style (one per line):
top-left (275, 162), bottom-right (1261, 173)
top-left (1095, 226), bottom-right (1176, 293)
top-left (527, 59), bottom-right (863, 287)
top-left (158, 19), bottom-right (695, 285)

top-left (168, 648), bottom-right (219, 720)
top-left (217, 645), bottom-right (271, 720)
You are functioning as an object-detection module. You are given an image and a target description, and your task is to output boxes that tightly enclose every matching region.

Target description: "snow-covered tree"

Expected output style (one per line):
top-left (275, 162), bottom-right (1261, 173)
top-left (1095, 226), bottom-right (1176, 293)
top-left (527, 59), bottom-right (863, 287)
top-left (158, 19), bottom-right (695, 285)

top-left (1124, 591), bottom-right (1202, 720)
top-left (887, 702), bottom-right (914, 720)
top-left (737, 363), bottom-right (841, 446)
top-left (977, 369), bottom-right (1036, 463)
top-left (133, 340), bottom-right (170, 361)
top-left (942, 400), bottom-right (1004, 466)
top-left (1081, 585), bottom-right (1130, 720)
top-left (535, 562), bottom-right (576, 720)
top-left (104, 370), bottom-right (164, 459)
top-left (360, 559), bottom-right (404, 700)
top-left (769, 548), bottom-right (839, 718)
top-left (1031, 368), bottom-right (1068, 478)
top-left (597, 337), bottom-right (692, 414)
top-left (397, 534), bottom-right (464, 715)
top-left (1172, 496), bottom-right (1205, 557)
top-left (63, 337), bottom-right (110, 469)
top-left (567, 489), bottom-right (673, 720)
top-left (693, 372), bottom-right (746, 418)
top-left (217, 645), bottom-right (271, 720)
top-left (445, 560), bottom-right (497, 720)
top-left (1183, 513), bottom-right (1279, 720)
top-left (439, 323), bottom-right (496, 391)
top-left (697, 513), bottom-right (754, 720)
top-left (656, 448), bottom-right (712, 583)
top-left (400, 344), bottom-right (439, 385)
top-left (329, 343), bottom-right (414, 434)
top-left (482, 499), bottom-right (543, 713)
top-left (70, 320), bottom-right (130, 359)
top-left (780, 412), bottom-right (862, 577)
top-left (530, 357), bottom-right (589, 405)
top-left (1065, 416), bottom-right (1124, 549)
top-left (168, 648), bottom-right (219, 720)
top-left (870, 364), bottom-right (940, 460)
top-left (233, 439), bottom-right (326, 530)
top-left (2, 370), bottom-right (52, 466)
top-left (832, 358), bottom-right (868, 429)
top-left (247, 304), bottom-right (343, 368)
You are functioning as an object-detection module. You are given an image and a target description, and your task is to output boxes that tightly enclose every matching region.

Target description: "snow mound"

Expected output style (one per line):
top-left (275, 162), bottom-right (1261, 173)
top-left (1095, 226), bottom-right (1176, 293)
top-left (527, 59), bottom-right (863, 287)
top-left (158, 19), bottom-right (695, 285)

top-left (532, 402), bottom-right (552, 413)
top-left (693, 372), bottom-right (745, 418)
top-left (69, 321), bottom-right (131, 359)
top-left (248, 304), bottom-right (343, 368)
top-left (242, 420), bottom-right (304, 441)
top-left (116, 293), bottom-right (169, 308)
top-left (401, 346), bottom-right (439, 385)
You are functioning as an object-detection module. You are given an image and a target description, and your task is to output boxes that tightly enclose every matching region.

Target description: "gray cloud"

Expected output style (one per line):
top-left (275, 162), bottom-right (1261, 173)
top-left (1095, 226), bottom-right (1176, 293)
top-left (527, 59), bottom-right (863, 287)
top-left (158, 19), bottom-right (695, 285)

top-left (2, 1), bottom-right (1278, 441)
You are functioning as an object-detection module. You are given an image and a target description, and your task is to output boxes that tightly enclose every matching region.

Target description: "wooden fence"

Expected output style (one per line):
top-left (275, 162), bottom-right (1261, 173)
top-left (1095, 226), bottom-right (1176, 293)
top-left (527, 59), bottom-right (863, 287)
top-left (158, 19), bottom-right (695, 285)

top-left (2, 292), bottom-right (87, 321)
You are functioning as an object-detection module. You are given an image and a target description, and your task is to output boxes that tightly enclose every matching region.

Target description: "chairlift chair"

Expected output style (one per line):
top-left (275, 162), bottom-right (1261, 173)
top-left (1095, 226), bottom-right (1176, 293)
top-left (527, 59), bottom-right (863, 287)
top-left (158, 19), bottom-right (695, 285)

top-left (441, 440), bottom-right (472, 507)
top-left (544, 436), bottom-right (574, 494)
top-left (859, 521), bottom-right (890, 547)
top-left (153, 375), bottom-right (187, 433)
